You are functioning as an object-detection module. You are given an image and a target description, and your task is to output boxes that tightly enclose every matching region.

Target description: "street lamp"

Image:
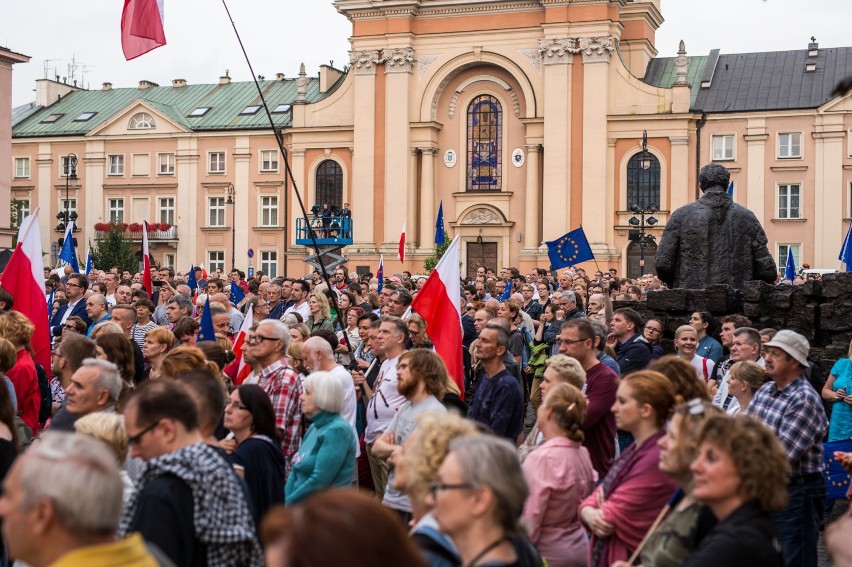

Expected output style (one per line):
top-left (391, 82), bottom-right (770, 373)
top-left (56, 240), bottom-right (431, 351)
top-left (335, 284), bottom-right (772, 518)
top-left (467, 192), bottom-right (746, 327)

top-left (226, 183), bottom-right (236, 270)
top-left (639, 130), bottom-right (652, 171)
top-left (56, 153), bottom-right (78, 232)
top-left (628, 203), bottom-right (658, 276)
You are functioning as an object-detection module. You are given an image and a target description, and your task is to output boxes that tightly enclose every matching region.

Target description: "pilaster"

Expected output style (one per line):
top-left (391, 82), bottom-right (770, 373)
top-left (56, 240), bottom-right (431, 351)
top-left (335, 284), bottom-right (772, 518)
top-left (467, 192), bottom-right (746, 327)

top-left (175, 138), bottom-right (198, 269)
top-left (382, 46), bottom-right (413, 251)
top-left (745, 118), bottom-right (768, 222)
top-left (233, 136), bottom-right (251, 270)
top-left (669, 135), bottom-right (690, 211)
top-left (813, 119), bottom-right (846, 266)
top-left (349, 49), bottom-right (380, 251)
top-left (418, 148), bottom-right (437, 252)
top-left (522, 143), bottom-right (541, 252)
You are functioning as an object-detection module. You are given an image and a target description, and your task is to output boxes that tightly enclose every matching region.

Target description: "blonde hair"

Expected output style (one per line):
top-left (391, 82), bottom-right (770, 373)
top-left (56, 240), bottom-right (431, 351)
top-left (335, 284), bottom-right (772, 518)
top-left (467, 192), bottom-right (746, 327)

top-left (675, 325), bottom-right (697, 340)
top-left (543, 382), bottom-right (586, 442)
top-left (74, 412), bottom-right (129, 465)
top-left (544, 354), bottom-right (586, 390)
top-left (145, 326), bottom-right (176, 351)
top-left (160, 346), bottom-right (220, 380)
top-left (0, 310), bottom-right (34, 347)
top-left (729, 360), bottom-right (767, 394)
top-left (310, 292), bottom-right (331, 320)
top-left (404, 413), bottom-right (479, 509)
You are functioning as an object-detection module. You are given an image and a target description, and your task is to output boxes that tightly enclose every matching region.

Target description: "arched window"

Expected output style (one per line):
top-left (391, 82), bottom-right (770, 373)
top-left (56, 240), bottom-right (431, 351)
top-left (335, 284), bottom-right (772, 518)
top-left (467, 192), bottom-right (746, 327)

top-left (466, 95), bottom-right (502, 191)
top-left (315, 160), bottom-right (343, 209)
top-left (128, 112), bottom-right (156, 130)
top-left (626, 153), bottom-right (661, 210)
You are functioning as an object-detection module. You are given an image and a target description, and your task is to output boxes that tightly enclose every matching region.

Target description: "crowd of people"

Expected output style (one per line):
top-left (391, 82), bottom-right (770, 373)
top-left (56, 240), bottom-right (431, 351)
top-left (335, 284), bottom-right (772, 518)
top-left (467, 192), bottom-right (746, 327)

top-left (0, 260), bottom-right (849, 567)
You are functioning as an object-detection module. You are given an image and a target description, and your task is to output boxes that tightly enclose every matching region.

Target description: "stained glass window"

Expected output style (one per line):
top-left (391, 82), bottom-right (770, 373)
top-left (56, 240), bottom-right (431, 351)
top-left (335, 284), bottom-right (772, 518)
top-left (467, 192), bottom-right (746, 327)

top-left (316, 160), bottom-right (343, 209)
top-left (626, 153), bottom-right (661, 210)
top-left (466, 95), bottom-right (502, 191)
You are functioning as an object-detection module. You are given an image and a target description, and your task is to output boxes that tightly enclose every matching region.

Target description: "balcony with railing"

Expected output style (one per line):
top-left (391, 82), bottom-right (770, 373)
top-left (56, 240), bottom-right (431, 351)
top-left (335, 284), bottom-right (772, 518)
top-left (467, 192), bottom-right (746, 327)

top-left (93, 222), bottom-right (178, 243)
top-left (295, 216), bottom-right (353, 247)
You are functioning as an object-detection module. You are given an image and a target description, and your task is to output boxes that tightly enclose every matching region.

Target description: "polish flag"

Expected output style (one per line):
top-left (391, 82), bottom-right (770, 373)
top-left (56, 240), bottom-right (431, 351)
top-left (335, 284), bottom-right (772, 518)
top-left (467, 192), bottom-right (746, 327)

top-left (200, 263), bottom-right (209, 279)
top-left (398, 223), bottom-right (406, 263)
top-left (410, 235), bottom-right (464, 397)
top-left (121, 0), bottom-right (166, 61)
top-left (227, 305), bottom-right (254, 386)
top-left (142, 221), bottom-right (153, 299)
top-left (0, 209), bottom-right (51, 377)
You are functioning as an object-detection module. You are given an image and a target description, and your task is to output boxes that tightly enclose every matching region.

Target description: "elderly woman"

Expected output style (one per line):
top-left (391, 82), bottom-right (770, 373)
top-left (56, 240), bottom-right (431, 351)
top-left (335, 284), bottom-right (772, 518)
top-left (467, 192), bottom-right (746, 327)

top-left (682, 416), bottom-right (788, 566)
top-left (579, 371), bottom-right (679, 567)
top-left (74, 412), bottom-right (133, 503)
top-left (430, 435), bottom-right (542, 566)
top-left (305, 293), bottom-right (334, 334)
top-left (822, 337), bottom-right (852, 442)
top-left (141, 327), bottom-right (175, 380)
top-left (0, 311), bottom-right (39, 431)
top-left (225, 384), bottom-right (286, 524)
top-left (674, 325), bottom-right (715, 384)
top-left (407, 314), bottom-right (433, 350)
top-left (285, 371), bottom-right (356, 504)
top-left (522, 383), bottom-right (596, 567)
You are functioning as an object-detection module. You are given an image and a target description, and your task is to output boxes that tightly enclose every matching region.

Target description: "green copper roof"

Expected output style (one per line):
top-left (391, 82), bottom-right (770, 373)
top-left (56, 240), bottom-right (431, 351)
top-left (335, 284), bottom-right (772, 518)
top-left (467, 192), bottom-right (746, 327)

top-left (643, 56), bottom-right (708, 107)
top-left (13, 76), bottom-right (333, 138)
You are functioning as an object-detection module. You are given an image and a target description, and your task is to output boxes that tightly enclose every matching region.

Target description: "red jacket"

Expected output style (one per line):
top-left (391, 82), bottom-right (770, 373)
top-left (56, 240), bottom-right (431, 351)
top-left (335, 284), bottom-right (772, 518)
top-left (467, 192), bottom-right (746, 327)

top-left (7, 349), bottom-right (40, 432)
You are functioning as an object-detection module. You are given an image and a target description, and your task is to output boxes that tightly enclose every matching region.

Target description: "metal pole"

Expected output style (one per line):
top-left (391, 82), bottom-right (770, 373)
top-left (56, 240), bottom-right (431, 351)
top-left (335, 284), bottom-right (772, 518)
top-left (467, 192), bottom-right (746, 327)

top-left (639, 211), bottom-right (645, 277)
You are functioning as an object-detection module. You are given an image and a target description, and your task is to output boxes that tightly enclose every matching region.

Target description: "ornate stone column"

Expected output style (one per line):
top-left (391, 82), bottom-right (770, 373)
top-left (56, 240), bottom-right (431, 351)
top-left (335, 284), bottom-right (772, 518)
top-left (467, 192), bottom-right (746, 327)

top-left (539, 37), bottom-right (574, 242)
top-left (382, 47), bottom-right (414, 252)
top-left (579, 36), bottom-right (615, 252)
top-left (349, 49), bottom-right (381, 251)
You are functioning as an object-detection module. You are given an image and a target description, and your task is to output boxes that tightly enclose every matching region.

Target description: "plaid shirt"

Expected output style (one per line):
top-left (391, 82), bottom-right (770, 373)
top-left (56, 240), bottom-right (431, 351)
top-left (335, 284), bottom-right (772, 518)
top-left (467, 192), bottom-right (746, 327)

top-left (746, 376), bottom-right (827, 476)
top-left (249, 359), bottom-right (302, 475)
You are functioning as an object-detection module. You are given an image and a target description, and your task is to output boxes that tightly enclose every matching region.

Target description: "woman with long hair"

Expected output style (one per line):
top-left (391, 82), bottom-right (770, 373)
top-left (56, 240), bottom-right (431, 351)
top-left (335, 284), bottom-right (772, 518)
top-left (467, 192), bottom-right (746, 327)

top-left (727, 361), bottom-right (766, 417)
top-left (579, 370), bottom-right (679, 567)
top-left (336, 305), bottom-right (363, 367)
top-left (225, 384), bottom-right (286, 524)
top-left (141, 327), bottom-right (175, 380)
top-left (0, 311), bottom-right (39, 432)
top-left (0, 336), bottom-right (21, 566)
top-left (522, 383), bottom-right (596, 567)
top-left (305, 293), bottom-right (334, 334)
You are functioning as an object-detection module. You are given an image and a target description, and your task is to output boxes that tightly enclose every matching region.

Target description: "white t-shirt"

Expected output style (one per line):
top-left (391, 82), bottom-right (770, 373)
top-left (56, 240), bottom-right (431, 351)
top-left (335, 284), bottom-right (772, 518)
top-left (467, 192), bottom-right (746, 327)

top-left (284, 301), bottom-right (310, 321)
top-left (364, 356), bottom-right (406, 443)
top-left (689, 354), bottom-right (715, 383)
top-left (329, 364), bottom-right (360, 458)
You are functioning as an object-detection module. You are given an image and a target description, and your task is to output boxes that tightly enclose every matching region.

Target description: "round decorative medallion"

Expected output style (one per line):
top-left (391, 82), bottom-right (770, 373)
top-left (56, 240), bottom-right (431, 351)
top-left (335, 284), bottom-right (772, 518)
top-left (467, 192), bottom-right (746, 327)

top-left (444, 149), bottom-right (457, 168)
top-left (512, 148), bottom-right (525, 167)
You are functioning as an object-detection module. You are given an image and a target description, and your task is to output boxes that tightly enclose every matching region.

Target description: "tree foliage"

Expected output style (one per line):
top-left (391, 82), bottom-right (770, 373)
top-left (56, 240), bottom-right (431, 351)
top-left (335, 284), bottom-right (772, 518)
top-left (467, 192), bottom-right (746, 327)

top-left (91, 225), bottom-right (138, 273)
top-left (423, 233), bottom-right (451, 272)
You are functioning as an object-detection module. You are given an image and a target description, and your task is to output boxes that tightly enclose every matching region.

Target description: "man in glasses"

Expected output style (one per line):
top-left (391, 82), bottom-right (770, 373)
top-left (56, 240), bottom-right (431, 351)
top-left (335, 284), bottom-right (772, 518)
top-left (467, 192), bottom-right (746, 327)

top-left (50, 273), bottom-right (91, 337)
top-left (243, 319), bottom-right (302, 474)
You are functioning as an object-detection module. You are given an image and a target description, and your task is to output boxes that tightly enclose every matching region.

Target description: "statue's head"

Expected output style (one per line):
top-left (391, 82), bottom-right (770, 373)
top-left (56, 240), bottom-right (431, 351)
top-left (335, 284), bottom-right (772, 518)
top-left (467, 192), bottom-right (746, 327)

top-left (698, 163), bottom-right (731, 192)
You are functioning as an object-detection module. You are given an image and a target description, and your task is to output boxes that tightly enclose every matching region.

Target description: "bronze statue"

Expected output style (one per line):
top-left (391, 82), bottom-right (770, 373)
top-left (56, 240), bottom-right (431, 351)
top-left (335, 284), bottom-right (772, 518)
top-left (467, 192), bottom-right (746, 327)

top-left (655, 163), bottom-right (777, 289)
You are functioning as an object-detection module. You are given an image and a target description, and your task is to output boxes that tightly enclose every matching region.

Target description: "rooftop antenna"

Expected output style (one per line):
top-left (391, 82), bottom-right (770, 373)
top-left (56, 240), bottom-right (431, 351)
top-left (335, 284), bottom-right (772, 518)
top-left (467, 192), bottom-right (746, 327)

top-left (43, 59), bottom-right (59, 79)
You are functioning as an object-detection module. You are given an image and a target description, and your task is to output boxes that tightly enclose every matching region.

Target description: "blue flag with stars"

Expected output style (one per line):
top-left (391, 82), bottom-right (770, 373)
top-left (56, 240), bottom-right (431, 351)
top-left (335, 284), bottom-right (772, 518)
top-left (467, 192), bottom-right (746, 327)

top-left (187, 265), bottom-right (198, 291)
top-left (85, 248), bottom-right (93, 276)
top-left (59, 223), bottom-right (79, 273)
top-left (784, 246), bottom-right (796, 281)
top-left (197, 299), bottom-right (216, 342)
top-left (377, 255), bottom-right (384, 293)
top-left (546, 227), bottom-right (595, 270)
top-left (497, 281), bottom-right (512, 301)
top-left (435, 201), bottom-right (445, 245)
top-left (839, 223), bottom-right (852, 273)
top-left (824, 439), bottom-right (852, 500)
top-left (229, 283), bottom-right (245, 305)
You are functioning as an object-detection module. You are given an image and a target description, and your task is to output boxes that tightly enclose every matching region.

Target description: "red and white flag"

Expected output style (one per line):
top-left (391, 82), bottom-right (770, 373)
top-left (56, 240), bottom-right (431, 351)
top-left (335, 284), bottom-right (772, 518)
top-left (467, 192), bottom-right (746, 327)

top-left (410, 235), bottom-right (464, 397)
top-left (121, 0), bottom-right (166, 61)
top-left (200, 263), bottom-right (209, 279)
top-left (0, 209), bottom-right (51, 378)
top-left (398, 223), bottom-right (406, 263)
top-left (142, 220), bottom-right (153, 299)
top-left (229, 305), bottom-right (254, 386)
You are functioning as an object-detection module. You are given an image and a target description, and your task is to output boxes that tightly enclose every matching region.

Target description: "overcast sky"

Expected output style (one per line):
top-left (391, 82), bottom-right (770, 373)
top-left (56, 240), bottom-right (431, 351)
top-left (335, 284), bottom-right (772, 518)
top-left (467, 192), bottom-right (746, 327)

top-left (5, 0), bottom-right (850, 107)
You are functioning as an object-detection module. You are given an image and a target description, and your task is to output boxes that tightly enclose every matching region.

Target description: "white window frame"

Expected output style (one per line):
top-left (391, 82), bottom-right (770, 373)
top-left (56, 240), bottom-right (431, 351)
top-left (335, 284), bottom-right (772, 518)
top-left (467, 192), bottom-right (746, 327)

top-left (260, 195), bottom-right (278, 227)
top-left (208, 196), bottom-right (226, 227)
top-left (107, 154), bottom-right (125, 176)
top-left (260, 250), bottom-right (278, 278)
top-left (128, 112), bottom-right (156, 130)
top-left (158, 197), bottom-right (175, 225)
top-left (14, 157), bottom-right (30, 178)
top-left (60, 156), bottom-right (77, 178)
top-left (107, 198), bottom-right (125, 223)
top-left (207, 151), bottom-right (226, 174)
top-left (777, 183), bottom-right (802, 219)
top-left (260, 150), bottom-right (279, 173)
top-left (157, 153), bottom-right (175, 175)
top-left (712, 134), bottom-right (735, 161)
top-left (777, 243), bottom-right (801, 274)
top-left (207, 251), bottom-right (225, 273)
top-left (15, 199), bottom-right (30, 221)
top-left (778, 132), bottom-right (803, 159)
top-left (59, 198), bottom-right (77, 221)
top-left (164, 253), bottom-right (175, 268)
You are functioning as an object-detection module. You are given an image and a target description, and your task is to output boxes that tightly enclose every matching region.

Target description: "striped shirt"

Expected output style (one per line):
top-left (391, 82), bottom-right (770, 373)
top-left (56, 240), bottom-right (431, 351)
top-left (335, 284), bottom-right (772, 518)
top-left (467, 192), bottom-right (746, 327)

top-left (746, 376), bottom-right (827, 476)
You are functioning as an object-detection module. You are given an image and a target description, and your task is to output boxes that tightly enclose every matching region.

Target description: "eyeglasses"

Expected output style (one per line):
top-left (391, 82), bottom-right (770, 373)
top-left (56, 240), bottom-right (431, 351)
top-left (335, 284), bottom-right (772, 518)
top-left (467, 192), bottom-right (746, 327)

top-left (558, 338), bottom-right (588, 345)
top-left (66, 283), bottom-right (81, 288)
top-left (246, 334), bottom-right (280, 345)
top-left (127, 420), bottom-right (162, 446)
top-left (429, 481), bottom-right (474, 499)
top-left (645, 327), bottom-right (663, 335)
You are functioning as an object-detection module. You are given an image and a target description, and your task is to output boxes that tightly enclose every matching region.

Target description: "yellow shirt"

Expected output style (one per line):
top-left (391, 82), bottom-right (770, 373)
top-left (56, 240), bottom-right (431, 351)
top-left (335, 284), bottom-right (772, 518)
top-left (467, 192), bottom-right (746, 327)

top-left (50, 534), bottom-right (160, 567)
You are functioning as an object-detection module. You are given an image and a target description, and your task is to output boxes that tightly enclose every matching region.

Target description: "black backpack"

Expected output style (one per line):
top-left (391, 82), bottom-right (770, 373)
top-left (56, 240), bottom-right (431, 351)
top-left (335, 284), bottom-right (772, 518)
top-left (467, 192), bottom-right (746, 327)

top-left (35, 363), bottom-right (52, 425)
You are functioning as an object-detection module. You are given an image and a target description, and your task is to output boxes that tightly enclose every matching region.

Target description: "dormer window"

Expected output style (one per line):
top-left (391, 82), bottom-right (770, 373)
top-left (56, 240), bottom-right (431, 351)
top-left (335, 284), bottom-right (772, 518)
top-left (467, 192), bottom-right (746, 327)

top-left (240, 105), bottom-right (261, 115)
top-left (129, 112), bottom-right (156, 129)
top-left (188, 107), bottom-right (211, 117)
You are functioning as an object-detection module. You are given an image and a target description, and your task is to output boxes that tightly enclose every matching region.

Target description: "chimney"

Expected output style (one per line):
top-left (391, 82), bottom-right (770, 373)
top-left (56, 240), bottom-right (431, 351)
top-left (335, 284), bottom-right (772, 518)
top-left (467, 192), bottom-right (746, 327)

top-left (102, 82), bottom-right (113, 91)
top-left (172, 78), bottom-right (187, 88)
top-left (138, 80), bottom-right (159, 89)
top-left (275, 73), bottom-right (286, 81)
top-left (35, 78), bottom-right (80, 107)
top-left (808, 37), bottom-right (819, 57)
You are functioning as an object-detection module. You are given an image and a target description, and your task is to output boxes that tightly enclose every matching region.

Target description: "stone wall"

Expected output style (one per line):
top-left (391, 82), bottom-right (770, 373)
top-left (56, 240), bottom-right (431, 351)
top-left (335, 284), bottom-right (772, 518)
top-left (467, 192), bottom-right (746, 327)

top-left (613, 273), bottom-right (852, 372)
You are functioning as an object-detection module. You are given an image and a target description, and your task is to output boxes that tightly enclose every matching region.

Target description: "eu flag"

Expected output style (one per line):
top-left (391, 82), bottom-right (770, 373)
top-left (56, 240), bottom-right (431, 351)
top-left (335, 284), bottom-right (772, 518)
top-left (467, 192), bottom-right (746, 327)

top-left (435, 201), bottom-right (445, 245)
top-left (377, 255), bottom-right (384, 293)
top-left (546, 227), bottom-right (595, 271)
top-left (840, 223), bottom-right (852, 273)
top-left (229, 283), bottom-right (246, 306)
top-left (497, 281), bottom-right (512, 301)
top-left (85, 248), bottom-right (93, 276)
top-left (197, 299), bottom-right (216, 342)
top-left (784, 246), bottom-right (796, 281)
top-left (59, 223), bottom-right (79, 273)
top-left (727, 181), bottom-right (734, 198)
top-left (824, 439), bottom-right (852, 500)
top-left (187, 265), bottom-right (198, 291)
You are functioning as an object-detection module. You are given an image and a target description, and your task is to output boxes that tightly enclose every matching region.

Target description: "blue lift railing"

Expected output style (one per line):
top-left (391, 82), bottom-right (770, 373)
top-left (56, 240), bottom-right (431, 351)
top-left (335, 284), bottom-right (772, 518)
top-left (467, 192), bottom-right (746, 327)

top-left (295, 216), bottom-right (353, 247)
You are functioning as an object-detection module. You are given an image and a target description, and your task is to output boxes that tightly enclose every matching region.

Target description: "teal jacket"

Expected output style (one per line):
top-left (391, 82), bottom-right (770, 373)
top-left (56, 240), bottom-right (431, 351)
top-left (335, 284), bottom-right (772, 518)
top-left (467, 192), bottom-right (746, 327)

top-left (285, 411), bottom-right (356, 504)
